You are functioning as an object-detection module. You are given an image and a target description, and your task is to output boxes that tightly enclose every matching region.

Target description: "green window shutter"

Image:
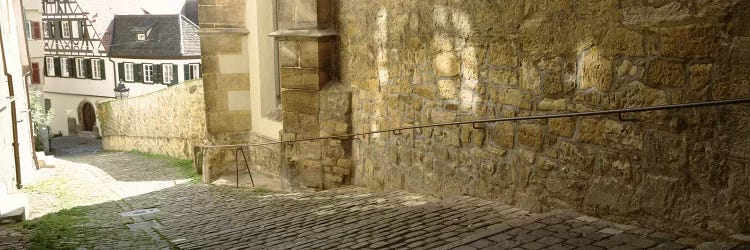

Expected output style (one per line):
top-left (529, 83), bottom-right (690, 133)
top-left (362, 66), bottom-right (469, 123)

top-left (172, 64), bottom-right (178, 84)
top-left (54, 57), bottom-right (61, 76)
top-left (85, 59), bottom-right (92, 79)
top-left (44, 57), bottom-right (50, 76)
top-left (56, 21), bottom-right (62, 38)
top-left (154, 64), bottom-right (162, 84)
top-left (67, 58), bottom-right (74, 78)
top-left (134, 63), bottom-right (143, 82)
top-left (100, 60), bottom-right (106, 80)
top-left (117, 63), bottom-right (124, 82)
top-left (78, 21), bottom-right (84, 38)
top-left (197, 64), bottom-right (202, 78)
top-left (183, 64), bottom-right (190, 80)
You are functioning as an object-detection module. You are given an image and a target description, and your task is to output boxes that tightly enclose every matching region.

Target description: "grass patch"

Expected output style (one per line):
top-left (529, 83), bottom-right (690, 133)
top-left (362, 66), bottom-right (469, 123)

top-left (129, 150), bottom-right (201, 183)
top-left (22, 207), bottom-right (88, 250)
top-left (253, 186), bottom-right (271, 193)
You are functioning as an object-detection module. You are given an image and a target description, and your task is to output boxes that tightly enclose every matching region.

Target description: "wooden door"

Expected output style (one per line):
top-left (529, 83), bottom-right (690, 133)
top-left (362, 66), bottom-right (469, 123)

top-left (82, 103), bottom-right (95, 131)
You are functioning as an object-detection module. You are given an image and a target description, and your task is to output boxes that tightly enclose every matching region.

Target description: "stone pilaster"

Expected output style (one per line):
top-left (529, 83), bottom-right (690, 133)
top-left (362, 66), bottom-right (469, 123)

top-left (271, 0), bottom-right (351, 190)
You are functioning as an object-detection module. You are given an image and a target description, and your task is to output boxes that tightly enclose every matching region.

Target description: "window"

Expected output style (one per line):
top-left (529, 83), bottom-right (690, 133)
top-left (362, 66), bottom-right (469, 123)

top-left (91, 59), bottom-right (101, 79)
top-left (79, 21), bottom-right (87, 39)
top-left (31, 63), bottom-right (41, 84)
top-left (190, 64), bottom-right (200, 79)
top-left (143, 64), bottom-right (153, 83)
top-left (60, 57), bottom-right (69, 77)
top-left (71, 21), bottom-right (79, 38)
top-left (124, 63), bottom-right (134, 82)
top-left (45, 57), bottom-right (55, 76)
top-left (61, 21), bottom-right (70, 38)
top-left (137, 33), bottom-right (146, 40)
top-left (75, 58), bottom-right (85, 78)
top-left (32, 22), bottom-right (41, 40)
top-left (44, 21), bottom-right (52, 38)
top-left (163, 64), bottom-right (173, 83)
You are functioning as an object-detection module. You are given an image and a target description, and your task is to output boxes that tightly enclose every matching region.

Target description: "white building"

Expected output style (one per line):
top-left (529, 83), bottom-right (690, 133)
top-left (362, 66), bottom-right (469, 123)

top-left (1, 0), bottom-right (35, 203)
top-left (41, 0), bottom-right (201, 137)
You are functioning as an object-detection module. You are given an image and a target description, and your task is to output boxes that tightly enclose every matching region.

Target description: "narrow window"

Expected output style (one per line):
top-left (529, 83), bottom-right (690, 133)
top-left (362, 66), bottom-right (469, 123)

top-left (25, 22), bottom-right (32, 40)
top-left (137, 33), bottom-right (146, 41)
top-left (143, 64), bottom-right (153, 83)
top-left (91, 59), bottom-right (101, 79)
top-left (44, 21), bottom-right (50, 38)
top-left (45, 57), bottom-right (55, 76)
top-left (31, 63), bottom-right (41, 84)
top-left (124, 63), bottom-right (134, 82)
top-left (61, 21), bottom-right (70, 38)
top-left (162, 64), bottom-right (173, 84)
top-left (75, 58), bottom-right (85, 78)
top-left (60, 57), bottom-right (69, 77)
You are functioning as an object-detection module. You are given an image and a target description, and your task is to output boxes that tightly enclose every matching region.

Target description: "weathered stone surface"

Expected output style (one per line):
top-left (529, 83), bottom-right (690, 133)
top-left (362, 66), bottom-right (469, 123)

top-left (491, 122), bottom-right (515, 149)
top-left (686, 64), bottom-right (712, 102)
top-left (579, 48), bottom-right (613, 91)
top-left (434, 52), bottom-right (460, 77)
top-left (549, 117), bottom-right (575, 137)
top-left (600, 27), bottom-right (644, 56)
top-left (647, 60), bottom-right (685, 88)
top-left (538, 98), bottom-right (567, 111)
top-left (518, 124), bottom-right (543, 151)
top-left (99, 81), bottom-right (207, 159)
top-left (282, 90), bottom-right (319, 115)
top-left (280, 68), bottom-right (329, 90)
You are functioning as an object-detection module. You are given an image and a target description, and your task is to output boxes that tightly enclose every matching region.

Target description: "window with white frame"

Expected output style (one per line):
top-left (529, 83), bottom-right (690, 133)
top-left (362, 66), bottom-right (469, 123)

top-left (71, 21), bottom-right (79, 38)
top-left (60, 58), bottom-right (69, 77)
top-left (143, 64), bottom-right (153, 83)
top-left (190, 64), bottom-right (200, 79)
top-left (124, 63), bottom-right (134, 82)
top-left (163, 64), bottom-right (173, 83)
top-left (45, 57), bottom-right (55, 76)
top-left (91, 59), bottom-right (101, 79)
top-left (75, 58), bottom-right (85, 78)
top-left (25, 22), bottom-right (32, 40)
top-left (61, 21), bottom-right (70, 38)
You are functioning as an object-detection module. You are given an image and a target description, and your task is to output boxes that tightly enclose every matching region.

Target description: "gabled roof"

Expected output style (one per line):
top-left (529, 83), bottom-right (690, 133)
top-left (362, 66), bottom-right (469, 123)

top-left (109, 14), bottom-right (200, 58)
top-left (74, 0), bottom-right (150, 52)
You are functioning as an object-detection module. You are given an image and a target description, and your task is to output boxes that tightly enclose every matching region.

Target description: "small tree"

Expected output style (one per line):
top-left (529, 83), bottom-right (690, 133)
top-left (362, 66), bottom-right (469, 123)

top-left (29, 86), bottom-right (54, 151)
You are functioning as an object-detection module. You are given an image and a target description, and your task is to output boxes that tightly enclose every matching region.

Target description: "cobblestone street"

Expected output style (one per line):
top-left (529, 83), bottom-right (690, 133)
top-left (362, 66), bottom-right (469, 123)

top-left (2, 151), bottom-right (748, 249)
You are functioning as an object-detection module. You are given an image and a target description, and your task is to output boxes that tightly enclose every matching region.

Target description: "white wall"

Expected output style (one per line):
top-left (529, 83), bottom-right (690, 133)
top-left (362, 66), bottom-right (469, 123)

top-left (44, 92), bottom-right (110, 136)
top-left (43, 56), bottom-right (117, 97)
top-left (1, 0), bottom-right (35, 194)
top-left (110, 57), bottom-right (202, 98)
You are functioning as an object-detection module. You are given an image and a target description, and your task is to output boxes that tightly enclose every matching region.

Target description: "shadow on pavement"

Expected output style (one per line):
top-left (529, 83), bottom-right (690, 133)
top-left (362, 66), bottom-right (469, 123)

top-left (50, 136), bottom-right (102, 156)
top-left (58, 152), bottom-right (190, 182)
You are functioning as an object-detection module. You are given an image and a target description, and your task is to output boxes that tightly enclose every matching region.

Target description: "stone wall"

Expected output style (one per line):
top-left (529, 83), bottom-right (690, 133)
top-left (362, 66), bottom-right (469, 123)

top-left (98, 80), bottom-right (207, 159)
top-left (339, 0), bottom-right (750, 235)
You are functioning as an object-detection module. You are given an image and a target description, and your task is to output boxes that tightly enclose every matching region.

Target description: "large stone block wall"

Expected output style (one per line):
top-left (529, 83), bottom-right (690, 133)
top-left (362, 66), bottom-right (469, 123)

top-left (98, 80), bottom-right (207, 159)
top-left (340, 0), bottom-right (750, 235)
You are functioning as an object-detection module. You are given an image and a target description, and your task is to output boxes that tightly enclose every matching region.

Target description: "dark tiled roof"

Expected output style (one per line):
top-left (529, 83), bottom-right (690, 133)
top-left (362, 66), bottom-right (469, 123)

top-left (109, 14), bottom-right (200, 58)
top-left (181, 0), bottom-right (199, 25)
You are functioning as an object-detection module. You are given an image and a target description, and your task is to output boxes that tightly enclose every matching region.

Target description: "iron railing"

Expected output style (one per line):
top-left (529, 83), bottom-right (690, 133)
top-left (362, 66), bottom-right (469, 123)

top-left (198, 97), bottom-right (750, 187)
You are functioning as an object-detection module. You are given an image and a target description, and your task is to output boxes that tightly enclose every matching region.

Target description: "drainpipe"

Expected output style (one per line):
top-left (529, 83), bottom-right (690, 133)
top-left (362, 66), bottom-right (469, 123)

top-left (108, 57), bottom-right (117, 90)
top-left (19, 0), bottom-right (40, 170)
top-left (0, 25), bottom-right (24, 189)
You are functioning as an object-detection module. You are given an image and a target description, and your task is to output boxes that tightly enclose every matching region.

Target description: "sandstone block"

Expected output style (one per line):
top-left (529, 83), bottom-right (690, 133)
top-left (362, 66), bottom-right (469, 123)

top-left (483, 69), bottom-right (518, 86)
top-left (600, 27), bottom-right (644, 56)
top-left (433, 52), bottom-right (460, 77)
top-left (488, 40), bottom-right (517, 66)
top-left (299, 40), bottom-right (333, 68)
top-left (438, 79), bottom-right (458, 100)
top-left (491, 122), bottom-right (515, 149)
top-left (579, 48), bottom-right (613, 91)
top-left (647, 60), bottom-right (685, 88)
top-left (282, 90), bottom-right (319, 115)
top-left (542, 74), bottom-right (573, 97)
top-left (518, 123), bottom-right (543, 151)
top-left (538, 98), bottom-right (567, 111)
top-left (200, 35), bottom-right (244, 54)
top-left (283, 111), bottom-right (319, 138)
top-left (520, 61), bottom-right (541, 94)
top-left (279, 41), bottom-right (299, 67)
top-left (686, 64), bottom-right (712, 102)
top-left (660, 24), bottom-right (724, 58)
top-left (549, 117), bottom-right (575, 137)
top-left (280, 68), bottom-right (329, 90)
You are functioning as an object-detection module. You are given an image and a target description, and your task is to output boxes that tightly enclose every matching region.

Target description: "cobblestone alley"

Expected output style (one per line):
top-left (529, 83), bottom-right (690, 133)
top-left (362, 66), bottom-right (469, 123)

top-left (1, 151), bottom-right (748, 249)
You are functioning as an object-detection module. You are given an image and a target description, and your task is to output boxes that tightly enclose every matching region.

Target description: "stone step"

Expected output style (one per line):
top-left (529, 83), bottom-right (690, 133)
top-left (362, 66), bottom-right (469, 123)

top-left (35, 151), bottom-right (55, 168)
top-left (0, 194), bottom-right (29, 223)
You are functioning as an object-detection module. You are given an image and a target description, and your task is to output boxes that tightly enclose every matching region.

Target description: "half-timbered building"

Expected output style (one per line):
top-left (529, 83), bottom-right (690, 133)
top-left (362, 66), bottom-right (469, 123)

top-left (41, 0), bottom-right (200, 136)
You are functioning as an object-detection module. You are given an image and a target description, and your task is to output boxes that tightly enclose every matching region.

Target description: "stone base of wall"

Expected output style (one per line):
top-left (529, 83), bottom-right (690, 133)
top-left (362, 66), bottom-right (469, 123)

top-left (103, 136), bottom-right (196, 159)
top-left (202, 131), bottom-right (282, 184)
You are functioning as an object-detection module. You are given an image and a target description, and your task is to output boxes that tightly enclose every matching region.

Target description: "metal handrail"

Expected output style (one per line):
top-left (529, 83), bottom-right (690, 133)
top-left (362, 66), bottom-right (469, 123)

top-left (199, 98), bottom-right (750, 149)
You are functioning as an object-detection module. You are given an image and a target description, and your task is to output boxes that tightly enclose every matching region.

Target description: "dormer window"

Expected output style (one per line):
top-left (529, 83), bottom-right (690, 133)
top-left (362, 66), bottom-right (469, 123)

top-left (137, 33), bottom-right (146, 40)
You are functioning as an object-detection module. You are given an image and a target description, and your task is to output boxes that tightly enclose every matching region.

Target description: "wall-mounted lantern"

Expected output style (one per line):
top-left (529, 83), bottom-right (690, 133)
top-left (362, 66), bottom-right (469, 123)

top-left (113, 82), bottom-right (130, 99)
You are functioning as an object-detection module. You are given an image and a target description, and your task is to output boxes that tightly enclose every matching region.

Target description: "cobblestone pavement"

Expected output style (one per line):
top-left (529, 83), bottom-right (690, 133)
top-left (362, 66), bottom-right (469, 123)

top-left (50, 136), bottom-right (102, 155)
top-left (2, 151), bottom-right (748, 249)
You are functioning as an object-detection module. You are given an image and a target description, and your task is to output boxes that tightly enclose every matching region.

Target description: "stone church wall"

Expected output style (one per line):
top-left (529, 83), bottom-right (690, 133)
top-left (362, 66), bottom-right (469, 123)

top-left (339, 0), bottom-right (750, 235)
top-left (98, 80), bottom-right (207, 159)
